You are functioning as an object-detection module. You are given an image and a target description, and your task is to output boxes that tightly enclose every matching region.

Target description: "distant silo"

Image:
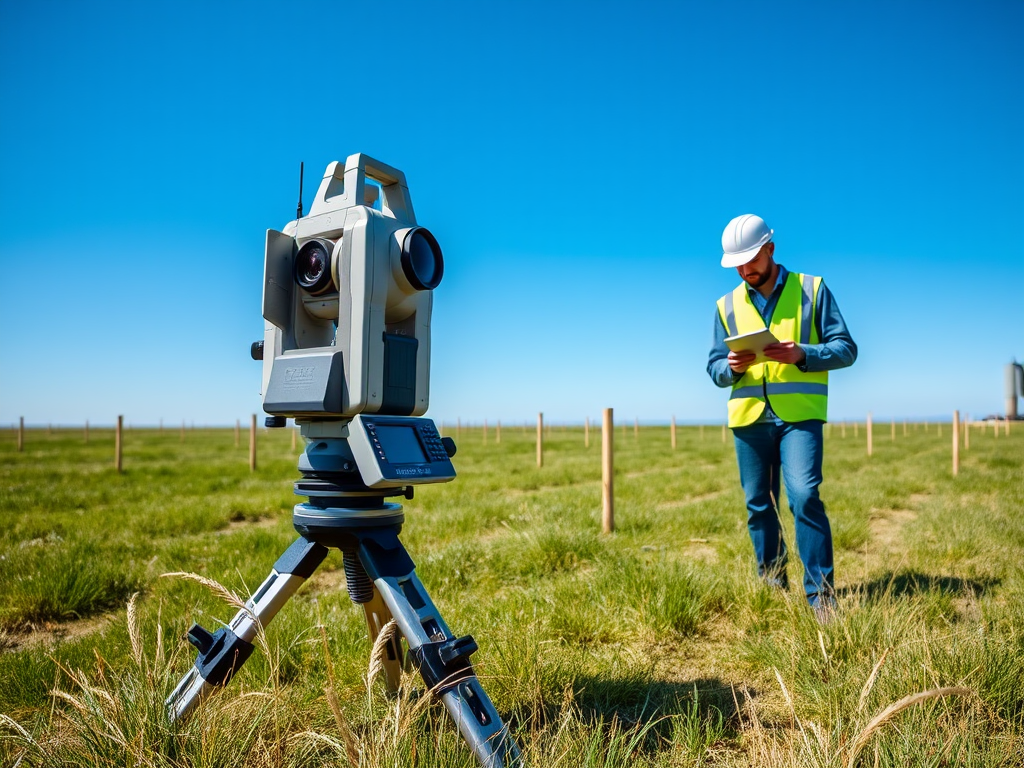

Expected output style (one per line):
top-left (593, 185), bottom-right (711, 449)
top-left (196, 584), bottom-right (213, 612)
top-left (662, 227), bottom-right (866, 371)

top-left (1007, 361), bottom-right (1024, 420)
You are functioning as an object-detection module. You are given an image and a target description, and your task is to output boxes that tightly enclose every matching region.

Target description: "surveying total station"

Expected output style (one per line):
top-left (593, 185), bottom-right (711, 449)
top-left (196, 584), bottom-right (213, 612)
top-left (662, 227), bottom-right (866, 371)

top-left (165, 154), bottom-right (521, 767)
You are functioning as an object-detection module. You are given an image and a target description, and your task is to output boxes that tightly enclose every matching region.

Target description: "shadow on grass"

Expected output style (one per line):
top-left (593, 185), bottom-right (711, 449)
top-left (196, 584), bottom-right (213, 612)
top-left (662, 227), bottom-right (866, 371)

top-left (571, 674), bottom-right (735, 717)
top-left (840, 569), bottom-right (1000, 602)
top-left (558, 674), bottom-right (739, 754)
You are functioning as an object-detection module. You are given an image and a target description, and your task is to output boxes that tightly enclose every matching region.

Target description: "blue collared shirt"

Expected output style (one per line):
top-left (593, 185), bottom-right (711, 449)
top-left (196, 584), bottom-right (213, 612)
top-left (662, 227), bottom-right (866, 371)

top-left (707, 265), bottom-right (858, 421)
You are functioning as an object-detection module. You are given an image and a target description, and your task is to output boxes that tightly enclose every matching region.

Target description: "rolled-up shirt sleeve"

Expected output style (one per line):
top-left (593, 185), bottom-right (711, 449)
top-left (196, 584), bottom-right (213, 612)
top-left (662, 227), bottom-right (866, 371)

top-left (707, 307), bottom-right (738, 388)
top-left (798, 281), bottom-right (858, 373)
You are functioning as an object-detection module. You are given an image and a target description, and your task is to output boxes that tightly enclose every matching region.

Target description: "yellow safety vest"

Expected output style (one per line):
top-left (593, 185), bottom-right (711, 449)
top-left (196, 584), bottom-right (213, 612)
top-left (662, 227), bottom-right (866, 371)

top-left (716, 272), bottom-right (828, 428)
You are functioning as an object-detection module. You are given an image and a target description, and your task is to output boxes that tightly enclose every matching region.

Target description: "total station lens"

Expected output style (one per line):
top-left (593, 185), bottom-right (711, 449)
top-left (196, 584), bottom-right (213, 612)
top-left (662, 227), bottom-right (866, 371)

top-left (294, 239), bottom-right (336, 295)
top-left (401, 228), bottom-right (444, 291)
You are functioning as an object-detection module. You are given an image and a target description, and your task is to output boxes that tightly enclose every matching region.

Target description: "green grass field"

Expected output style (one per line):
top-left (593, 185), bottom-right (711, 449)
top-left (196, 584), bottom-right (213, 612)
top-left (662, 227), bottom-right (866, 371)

top-left (1, 420), bottom-right (1022, 767)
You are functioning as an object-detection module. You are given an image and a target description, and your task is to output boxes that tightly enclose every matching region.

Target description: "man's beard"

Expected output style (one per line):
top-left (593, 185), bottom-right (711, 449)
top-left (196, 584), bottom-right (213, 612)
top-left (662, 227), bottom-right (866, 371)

top-left (745, 269), bottom-right (773, 289)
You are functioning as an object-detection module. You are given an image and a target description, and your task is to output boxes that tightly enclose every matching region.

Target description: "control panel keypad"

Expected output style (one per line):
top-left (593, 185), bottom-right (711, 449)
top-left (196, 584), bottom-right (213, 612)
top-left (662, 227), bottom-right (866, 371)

top-left (419, 423), bottom-right (448, 461)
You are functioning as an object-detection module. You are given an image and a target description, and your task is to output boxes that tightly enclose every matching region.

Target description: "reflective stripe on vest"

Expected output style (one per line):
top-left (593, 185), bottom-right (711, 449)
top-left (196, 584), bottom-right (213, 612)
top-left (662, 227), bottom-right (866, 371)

top-left (800, 273), bottom-right (815, 345)
top-left (716, 272), bottom-right (829, 427)
top-left (722, 291), bottom-right (739, 337)
top-left (731, 382), bottom-right (830, 399)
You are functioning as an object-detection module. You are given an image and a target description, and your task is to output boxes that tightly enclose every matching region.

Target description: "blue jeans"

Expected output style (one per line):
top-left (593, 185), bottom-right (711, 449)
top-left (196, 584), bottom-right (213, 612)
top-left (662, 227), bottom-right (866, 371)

top-left (733, 418), bottom-right (834, 606)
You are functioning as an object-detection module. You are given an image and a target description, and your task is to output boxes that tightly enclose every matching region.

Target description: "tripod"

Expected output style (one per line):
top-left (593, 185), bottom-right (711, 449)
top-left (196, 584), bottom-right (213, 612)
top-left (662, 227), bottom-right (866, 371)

top-left (166, 436), bottom-right (521, 768)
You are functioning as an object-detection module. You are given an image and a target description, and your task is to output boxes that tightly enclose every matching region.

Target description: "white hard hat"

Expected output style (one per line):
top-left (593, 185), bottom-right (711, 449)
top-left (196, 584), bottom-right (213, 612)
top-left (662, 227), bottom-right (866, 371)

top-left (721, 214), bottom-right (774, 268)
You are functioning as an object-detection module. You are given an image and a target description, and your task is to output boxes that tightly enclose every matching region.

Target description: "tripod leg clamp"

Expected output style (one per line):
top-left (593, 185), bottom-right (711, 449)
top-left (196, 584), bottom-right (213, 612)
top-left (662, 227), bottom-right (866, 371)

top-left (187, 623), bottom-right (255, 687)
top-left (408, 635), bottom-right (478, 695)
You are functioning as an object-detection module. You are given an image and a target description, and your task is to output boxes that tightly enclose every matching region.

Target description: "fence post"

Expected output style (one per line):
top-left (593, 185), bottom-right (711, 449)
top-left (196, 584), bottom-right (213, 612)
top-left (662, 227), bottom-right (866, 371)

top-left (483, 419), bottom-right (488, 444)
top-left (585, 416), bottom-right (590, 448)
top-left (235, 419), bottom-right (240, 447)
top-left (634, 417), bottom-right (639, 441)
top-left (721, 423), bottom-right (726, 443)
top-left (891, 418), bottom-right (895, 441)
top-left (85, 419), bottom-right (89, 444)
top-left (700, 423), bottom-right (704, 441)
top-left (496, 420), bottom-right (501, 444)
top-left (249, 414), bottom-right (257, 472)
top-left (952, 410), bottom-right (960, 476)
top-left (866, 412), bottom-right (873, 456)
top-left (115, 415), bottom-right (124, 473)
top-left (841, 421), bottom-right (846, 438)
top-left (671, 415), bottom-right (677, 450)
top-left (602, 408), bottom-right (614, 534)
top-left (536, 412), bottom-right (543, 468)
top-left (18, 416), bottom-right (24, 452)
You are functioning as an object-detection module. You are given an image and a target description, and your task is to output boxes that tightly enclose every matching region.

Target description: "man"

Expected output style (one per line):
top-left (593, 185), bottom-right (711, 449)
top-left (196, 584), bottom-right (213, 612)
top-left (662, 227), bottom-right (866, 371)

top-left (707, 214), bottom-right (857, 619)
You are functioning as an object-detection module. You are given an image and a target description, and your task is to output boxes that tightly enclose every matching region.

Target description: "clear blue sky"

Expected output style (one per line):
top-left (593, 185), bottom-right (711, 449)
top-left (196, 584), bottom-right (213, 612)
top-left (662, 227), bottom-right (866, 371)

top-left (1, 0), bottom-right (1021, 428)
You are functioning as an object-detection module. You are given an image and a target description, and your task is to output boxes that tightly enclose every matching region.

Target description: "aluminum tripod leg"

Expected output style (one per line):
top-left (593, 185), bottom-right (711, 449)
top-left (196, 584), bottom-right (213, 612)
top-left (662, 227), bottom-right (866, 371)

top-left (355, 532), bottom-right (522, 768)
top-left (165, 537), bottom-right (328, 722)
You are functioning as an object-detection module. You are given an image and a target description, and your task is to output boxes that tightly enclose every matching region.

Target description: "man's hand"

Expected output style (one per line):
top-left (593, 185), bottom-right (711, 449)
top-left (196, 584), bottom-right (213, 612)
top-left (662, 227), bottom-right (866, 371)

top-left (728, 350), bottom-right (757, 374)
top-left (763, 341), bottom-right (806, 365)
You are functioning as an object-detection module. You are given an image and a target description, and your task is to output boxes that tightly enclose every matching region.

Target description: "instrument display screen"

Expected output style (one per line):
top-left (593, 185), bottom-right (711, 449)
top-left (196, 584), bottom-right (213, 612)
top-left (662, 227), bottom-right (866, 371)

top-left (374, 425), bottom-right (428, 464)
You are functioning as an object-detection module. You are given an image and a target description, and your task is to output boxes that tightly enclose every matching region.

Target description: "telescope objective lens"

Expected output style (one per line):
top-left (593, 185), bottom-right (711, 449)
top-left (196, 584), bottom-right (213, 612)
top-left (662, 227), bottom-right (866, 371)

top-left (294, 239), bottom-right (336, 295)
top-left (400, 228), bottom-right (443, 291)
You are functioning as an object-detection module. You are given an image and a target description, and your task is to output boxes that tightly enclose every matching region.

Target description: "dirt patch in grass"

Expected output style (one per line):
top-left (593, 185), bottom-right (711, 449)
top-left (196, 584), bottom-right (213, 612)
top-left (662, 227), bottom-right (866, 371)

top-left (304, 565), bottom-right (348, 596)
top-left (1, 613), bottom-right (114, 654)
top-left (655, 490), bottom-right (725, 511)
top-left (503, 480), bottom-right (600, 497)
top-left (869, 508), bottom-right (918, 549)
top-left (623, 464), bottom-right (697, 480)
top-left (682, 541), bottom-right (720, 564)
top-left (218, 514), bottom-right (284, 535)
top-left (641, 540), bottom-right (721, 564)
